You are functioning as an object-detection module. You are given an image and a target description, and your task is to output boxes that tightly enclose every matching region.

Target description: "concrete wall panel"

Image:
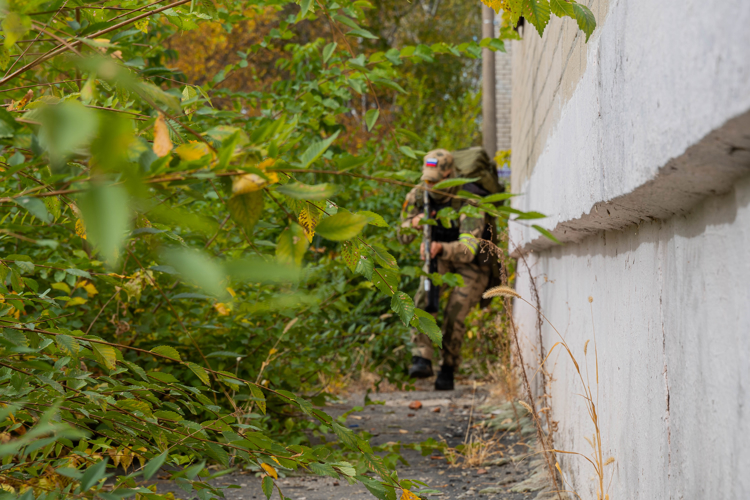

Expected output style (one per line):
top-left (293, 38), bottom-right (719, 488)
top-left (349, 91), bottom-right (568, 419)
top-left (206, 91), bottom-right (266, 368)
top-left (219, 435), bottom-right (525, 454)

top-left (513, 176), bottom-right (750, 498)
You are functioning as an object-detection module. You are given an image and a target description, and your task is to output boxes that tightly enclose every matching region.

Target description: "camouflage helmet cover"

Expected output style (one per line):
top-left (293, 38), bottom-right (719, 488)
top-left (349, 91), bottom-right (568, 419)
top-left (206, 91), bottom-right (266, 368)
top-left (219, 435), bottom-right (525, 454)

top-left (421, 149), bottom-right (454, 183)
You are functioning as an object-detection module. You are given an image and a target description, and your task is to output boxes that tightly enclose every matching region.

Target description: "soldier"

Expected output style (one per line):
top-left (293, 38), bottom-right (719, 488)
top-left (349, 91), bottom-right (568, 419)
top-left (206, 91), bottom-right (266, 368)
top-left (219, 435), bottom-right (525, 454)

top-left (398, 149), bottom-right (495, 391)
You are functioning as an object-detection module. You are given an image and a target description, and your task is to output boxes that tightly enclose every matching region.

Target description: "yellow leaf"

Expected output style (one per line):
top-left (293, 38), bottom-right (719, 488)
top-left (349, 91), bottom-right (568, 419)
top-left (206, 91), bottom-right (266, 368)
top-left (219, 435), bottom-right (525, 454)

top-left (153, 113), bottom-right (173, 157)
top-left (269, 348), bottom-right (278, 356)
top-left (401, 490), bottom-right (419, 500)
top-left (232, 174), bottom-right (268, 194)
top-left (213, 302), bottom-right (230, 316)
top-left (258, 158), bottom-right (276, 170)
top-left (226, 287), bottom-right (236, 298)
top-left (260, 463), bottom-right (277, 479)
top-left (51, 282), bottom-right (71, 295)
top-left (92, 342), bottom-right (117, 370)
top-left (174, 141), bottom-right (210, 161)
top-left (298, 204), bottom-right (319, 243)
top-left (75, 219), bottom-right (87, 240)
top-left (82, 282), bottom-right (99, 298)
top-left (67, 297), bottom-right (87, 307)
top-left (135, 19), bottom-right (149, 33)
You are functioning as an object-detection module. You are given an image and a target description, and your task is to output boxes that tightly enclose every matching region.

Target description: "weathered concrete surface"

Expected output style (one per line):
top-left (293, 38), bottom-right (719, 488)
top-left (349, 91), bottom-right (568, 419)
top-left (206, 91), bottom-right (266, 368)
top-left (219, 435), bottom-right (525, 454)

top-left (514, 175), bottom-right (750, 499)
top-left (507, 1), bottom-right (750, 498)
top-left (510, 0), bottom-right (750, 252)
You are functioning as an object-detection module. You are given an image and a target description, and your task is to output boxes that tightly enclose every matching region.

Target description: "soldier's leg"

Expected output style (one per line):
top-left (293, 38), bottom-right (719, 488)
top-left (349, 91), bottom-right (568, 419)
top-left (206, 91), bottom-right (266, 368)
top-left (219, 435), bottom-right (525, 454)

top-left (441, 263), bottom-right (491, 369)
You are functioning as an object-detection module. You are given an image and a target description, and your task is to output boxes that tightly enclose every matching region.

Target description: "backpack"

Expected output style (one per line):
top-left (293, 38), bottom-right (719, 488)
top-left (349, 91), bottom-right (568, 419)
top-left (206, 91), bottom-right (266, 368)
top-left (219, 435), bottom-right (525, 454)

top-left (451, 147), bottom-right (504, 306)
top-left (451, 147), bottom-right (502, 195)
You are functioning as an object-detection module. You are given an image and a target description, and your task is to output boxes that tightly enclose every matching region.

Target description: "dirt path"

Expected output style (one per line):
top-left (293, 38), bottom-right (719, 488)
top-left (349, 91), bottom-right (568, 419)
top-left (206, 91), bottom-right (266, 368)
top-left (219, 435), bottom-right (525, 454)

top-left (153, 382), bottom-right (559, 500)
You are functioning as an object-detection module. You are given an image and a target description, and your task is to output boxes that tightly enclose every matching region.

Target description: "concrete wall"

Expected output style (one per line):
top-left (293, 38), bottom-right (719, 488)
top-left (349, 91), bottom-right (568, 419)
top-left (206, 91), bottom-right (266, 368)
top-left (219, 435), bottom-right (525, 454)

top-left (514, 176), bottom-right (750, 498)
top-left (506, 0), bottom-right (750, 497)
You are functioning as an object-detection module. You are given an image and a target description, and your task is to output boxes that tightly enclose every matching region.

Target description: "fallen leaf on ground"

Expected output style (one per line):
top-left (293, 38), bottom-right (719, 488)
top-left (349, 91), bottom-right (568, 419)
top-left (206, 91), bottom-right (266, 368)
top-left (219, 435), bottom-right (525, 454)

top-left (408, 400), bottom-right (423, 410)
top-left (432, 407), bottom-right (441, 413)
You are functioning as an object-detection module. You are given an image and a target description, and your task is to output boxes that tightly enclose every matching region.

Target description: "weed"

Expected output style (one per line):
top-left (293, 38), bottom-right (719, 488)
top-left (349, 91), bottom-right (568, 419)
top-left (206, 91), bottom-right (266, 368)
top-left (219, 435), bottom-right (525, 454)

top-left (483, 287), bottom-right (616, 499)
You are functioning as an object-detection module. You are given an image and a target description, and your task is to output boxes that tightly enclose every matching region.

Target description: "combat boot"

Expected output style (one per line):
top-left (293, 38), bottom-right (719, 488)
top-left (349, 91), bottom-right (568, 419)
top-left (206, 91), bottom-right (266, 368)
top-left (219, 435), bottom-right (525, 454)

top-left (408, 356), bottom-right (434, 378)
top-left (434, 364), bottom-right (454, 391)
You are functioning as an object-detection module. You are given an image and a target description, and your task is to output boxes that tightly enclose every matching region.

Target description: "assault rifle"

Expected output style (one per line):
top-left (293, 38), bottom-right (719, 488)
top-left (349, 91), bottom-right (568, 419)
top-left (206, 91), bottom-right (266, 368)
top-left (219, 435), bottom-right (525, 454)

top-left (423, 189), bottom-right (440, 313)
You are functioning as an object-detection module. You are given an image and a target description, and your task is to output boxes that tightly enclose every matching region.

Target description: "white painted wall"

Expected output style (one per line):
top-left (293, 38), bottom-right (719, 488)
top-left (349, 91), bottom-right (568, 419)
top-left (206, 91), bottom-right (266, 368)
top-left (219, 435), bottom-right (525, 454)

top-left (511, 0), bottom-right (750, 247)
top-left (514, 176), bottom-right (750, 499)
top-left (508, 0), bottom-right (750, 498)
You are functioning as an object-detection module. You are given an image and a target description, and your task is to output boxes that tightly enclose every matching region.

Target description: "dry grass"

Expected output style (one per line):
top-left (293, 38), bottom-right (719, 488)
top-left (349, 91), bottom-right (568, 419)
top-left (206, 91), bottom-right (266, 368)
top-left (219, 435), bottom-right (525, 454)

top-left (495, 287), bottom-right (615, 500)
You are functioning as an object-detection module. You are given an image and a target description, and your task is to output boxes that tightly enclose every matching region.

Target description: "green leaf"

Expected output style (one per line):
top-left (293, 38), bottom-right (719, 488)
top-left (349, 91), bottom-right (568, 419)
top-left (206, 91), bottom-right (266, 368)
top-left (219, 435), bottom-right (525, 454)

top-left (525, 0), bottom-right (551, 37)
top-left (37, 101), bottom-right (98, 169)
top-left (262, 476), bottom-right (274, 499)
top-left (331, 422), bottom-right (358, 450)
top-left (217, 131), bottom-right (241, 171)
top-left (276, 223), bottom-right (309, 266)
top-left (372, 77), bottom-right (407, 94)
top-left (298, 130), bottom-right (340, 168)
top-left (276, 182), bottom-right (337, 200)
top-left (371, 268), bottom-right (399, 296)
top-left (65, 268), bottom-right (92, 279)
top-left (163, 248), bottom-right (228, 299)
top-left (323, 42), bottom-right (337, 63)
top-left (151, 345), bottom-right (181, 361)
top-left (370, 244), bottom-right (397, 269)
top-left (364, 109), bottom-right (380, 132)
top-left (228, 189), bottom-right (264, 233)
top-left (224, 257), bottom-right (300, 283)
top-left (2, 12), bottom-right (31, 48)
top-left (550, 0), bottom-right (575, 17)
top-left (310, 462), bottom-right (339, 479)
top-left (346, 28), bottom-right (378, 39)
top-left (481, 192), bottom-right (518, 203)
top-left (335, 154), bottom-right (372, 171)
top-left (532, 224), bottom-right (561, 244)
top-left (298, 0), bottom-right (312, 20)
top-left (205, 442), bottom-right (229, 467)
top-left (188, 362), bottom-right (210, 385)
top-left (315, 211), bottom-right (369, 241)
top-left (92, 342), bottom-right (117, 370)
top-left (78, 183), bottom-right (130, 268)
top-left (399, 145), bottom-right (417, 159)
top-left (479, 37), bottom-right (506, 52)
top-left (391, 292), bottom-right (415, 326)
top-left (149, 371), bottom-right (179, 383)
top-left (249, 384), bottom-right (266, 414)
top-left (572, 2), bottom-right (596, 41)
top-left (79, 458), bottom-right (108, 491)
top-left (514, 211), bottom-right (547, 220)
top-left (340, 240), bottom-right (361, 272)
top-left (55, 334), bottom-right (80, 356)
top-left (354, 251), bottom-right (374, 279)
top-left (413, 309), bottom-right (442, 347)
top-left (433, 177), bottom-right (479, 189)
top-left (357, 211), bottom-right (388, 228)
top-left (14, 196), bottom-right (52, 223)
top-left (143, 451), bottom-right (167, 480)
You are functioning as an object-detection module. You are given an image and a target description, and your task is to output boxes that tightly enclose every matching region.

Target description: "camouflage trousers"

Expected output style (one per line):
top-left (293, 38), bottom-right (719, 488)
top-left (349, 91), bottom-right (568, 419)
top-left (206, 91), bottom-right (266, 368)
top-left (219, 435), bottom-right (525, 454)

top-left (412, 258), bottom-right (490, 368)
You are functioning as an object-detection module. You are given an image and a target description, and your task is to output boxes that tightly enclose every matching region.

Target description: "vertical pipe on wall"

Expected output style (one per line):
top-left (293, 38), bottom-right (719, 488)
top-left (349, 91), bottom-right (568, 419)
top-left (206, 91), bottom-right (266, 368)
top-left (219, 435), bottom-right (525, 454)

top-left (482, 5), bottom-right (497, 157)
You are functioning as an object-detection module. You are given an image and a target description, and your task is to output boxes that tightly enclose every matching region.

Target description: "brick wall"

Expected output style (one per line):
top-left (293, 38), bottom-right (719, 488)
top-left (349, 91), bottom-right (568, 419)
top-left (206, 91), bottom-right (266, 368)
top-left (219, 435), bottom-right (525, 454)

top-left (495, 40), bottom-right (512, 152)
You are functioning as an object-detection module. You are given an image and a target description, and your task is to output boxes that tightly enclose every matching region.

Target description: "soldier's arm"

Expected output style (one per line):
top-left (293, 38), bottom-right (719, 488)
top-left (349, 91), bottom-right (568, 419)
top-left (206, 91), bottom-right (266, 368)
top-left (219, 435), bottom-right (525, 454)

top-left (397, 188), bottom-right (421, 245)
top-left (439, 214), bottom-right (483, 263)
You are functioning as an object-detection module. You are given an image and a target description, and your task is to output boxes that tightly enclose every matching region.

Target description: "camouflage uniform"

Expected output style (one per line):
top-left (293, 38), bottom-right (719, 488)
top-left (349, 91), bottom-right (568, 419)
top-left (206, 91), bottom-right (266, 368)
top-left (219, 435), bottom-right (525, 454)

top-left (398, 181), bottom-right (493, 369)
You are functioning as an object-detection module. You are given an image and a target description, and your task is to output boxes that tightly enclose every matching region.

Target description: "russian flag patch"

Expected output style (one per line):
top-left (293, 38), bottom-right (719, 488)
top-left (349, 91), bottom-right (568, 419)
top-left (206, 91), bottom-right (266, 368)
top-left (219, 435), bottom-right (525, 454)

top-left (425, 158), bottom-right (438, 167)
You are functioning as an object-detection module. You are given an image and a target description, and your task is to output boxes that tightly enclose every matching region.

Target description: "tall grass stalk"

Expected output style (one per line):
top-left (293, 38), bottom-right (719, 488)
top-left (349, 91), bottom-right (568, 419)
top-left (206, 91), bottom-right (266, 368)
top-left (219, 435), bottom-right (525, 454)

top-left (483, 286), bottom-right (615, 500)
